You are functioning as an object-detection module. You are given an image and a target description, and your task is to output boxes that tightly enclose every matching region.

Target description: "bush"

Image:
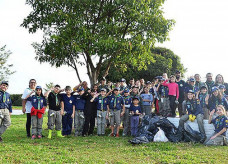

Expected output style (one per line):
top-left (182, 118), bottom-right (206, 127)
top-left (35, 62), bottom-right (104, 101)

top-left (11, 94), bottom-right (22, 106)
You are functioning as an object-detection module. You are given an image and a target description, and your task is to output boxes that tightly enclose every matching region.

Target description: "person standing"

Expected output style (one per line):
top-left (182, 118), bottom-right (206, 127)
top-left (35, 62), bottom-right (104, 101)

top-left (175, 71), bottom-right (186, 117)
top-left (205, 73), bottom-right (215, 94)
top-left (0, 81), bottom-right (12, 142)
top-left (22, 79), bottom-right (36, 137)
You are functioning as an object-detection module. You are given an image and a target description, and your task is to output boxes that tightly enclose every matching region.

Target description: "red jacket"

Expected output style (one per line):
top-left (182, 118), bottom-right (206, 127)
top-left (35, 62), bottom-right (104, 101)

top-left (30, 107), bottom-right (45, 118)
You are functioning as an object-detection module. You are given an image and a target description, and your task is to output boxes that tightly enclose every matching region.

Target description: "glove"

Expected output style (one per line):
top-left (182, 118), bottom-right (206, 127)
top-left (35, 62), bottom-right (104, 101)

top-left (175, 100), bottom-right (179, 104)
top-left (189, 114), bottom-right (196, 122)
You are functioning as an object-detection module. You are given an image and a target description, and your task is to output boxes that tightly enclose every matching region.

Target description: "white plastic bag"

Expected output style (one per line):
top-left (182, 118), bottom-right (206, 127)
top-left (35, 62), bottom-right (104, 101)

top-left (153, 128), bottom-right (169, 142)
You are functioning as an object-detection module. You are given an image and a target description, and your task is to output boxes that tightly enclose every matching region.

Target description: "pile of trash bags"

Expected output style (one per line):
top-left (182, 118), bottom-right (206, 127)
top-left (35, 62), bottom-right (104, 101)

top-left (129, 114), bottom-right (206, 144)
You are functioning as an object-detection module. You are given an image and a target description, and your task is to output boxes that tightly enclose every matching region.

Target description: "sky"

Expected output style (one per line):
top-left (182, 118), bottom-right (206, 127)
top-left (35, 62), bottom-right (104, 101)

top-left (0, 0), bottom-right (228, 94)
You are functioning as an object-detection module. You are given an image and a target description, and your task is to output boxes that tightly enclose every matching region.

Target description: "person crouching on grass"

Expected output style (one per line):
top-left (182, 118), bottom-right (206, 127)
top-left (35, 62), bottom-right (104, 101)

top-left (130, 96), bottom-right (142, 137)
top-left (44, 85), bottom-right (64, 139)
top-left (61, 86), bottom-right (75, 136)
top-left (0, 81), bottom-right (12, 142)
top-left (73, 88), bottom-right (86, 136)
top-left (91, 88), bottom-right (109, 136)
top-left (108, 87), bottom-right (125, 137)
top-left (25, 86), bottom-right (47, 140)
top-left (205, 105), bottom-right (228, 146)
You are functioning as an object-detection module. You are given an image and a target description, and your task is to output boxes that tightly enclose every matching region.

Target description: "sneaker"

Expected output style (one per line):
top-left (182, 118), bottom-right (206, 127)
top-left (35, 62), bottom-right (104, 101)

top-left (31, 135), bottom-right (36, 140)
top-left (37, 135), bottom-right (42, 139)
top-left (116, 133), bottom-right (119, 138)
top-left (109, 133), bottom-right (114, 137)
top-left (0, 136), bottom-right (3, 142)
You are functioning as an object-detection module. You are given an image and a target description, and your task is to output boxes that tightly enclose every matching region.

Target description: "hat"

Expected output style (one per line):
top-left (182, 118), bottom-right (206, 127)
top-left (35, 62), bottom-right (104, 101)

top-left (161, 78), bottom-right (166, 81)
top-left (146, 81), bottom-right (152, 84)
top-left (120, 78), bottom-right (126, 82)
top-left (157, 76), bottom-right (163, 80)
top-left (211, 86), bottom-right (219, 92)
top-left (189, 78), bottom-right (195, 82)
top-left (200, 86), bottom-right (207, 90)
top-left (36, 86), bottom-right (42, 90)
top-left (188, 90), bottom-right (194, 94)
top-left (175, 70), bottom-right (181, 74)
top-left (100, 88), bottom-right (107, 92)
top-left (132, 96), bottom-right (140, 100)
top-left (113, 87), bottom-right (120, 91)
top-left (78, 87), bottom-right (84, 92)
top-left (219, 85), bottom-right (226, 89)
top-left (132, 85), bottom-right (139, 89)
top-left (1, 81), bottom-right (8, 86)
top-left (123, 88), bottom-right (129, 93)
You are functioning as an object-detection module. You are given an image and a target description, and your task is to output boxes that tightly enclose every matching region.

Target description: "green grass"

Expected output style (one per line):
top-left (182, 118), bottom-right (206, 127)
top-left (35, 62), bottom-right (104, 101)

top-left (1, 115), bottom-right (228, 163)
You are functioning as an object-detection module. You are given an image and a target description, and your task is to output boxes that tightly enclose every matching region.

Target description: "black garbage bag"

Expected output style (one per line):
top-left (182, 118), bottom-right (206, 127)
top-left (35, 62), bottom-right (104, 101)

top-left (183, 123), bottom-right (206, 143)
top-left (157, 117), bottom-right (183, 143)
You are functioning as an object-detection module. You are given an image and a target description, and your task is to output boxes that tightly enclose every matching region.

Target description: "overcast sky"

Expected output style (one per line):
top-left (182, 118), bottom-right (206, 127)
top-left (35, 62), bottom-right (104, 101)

top-left (0, 0), bottom-right (228, 94)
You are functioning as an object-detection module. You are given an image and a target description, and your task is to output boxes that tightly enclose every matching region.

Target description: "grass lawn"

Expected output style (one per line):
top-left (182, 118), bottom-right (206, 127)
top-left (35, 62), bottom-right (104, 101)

top-left (12, 106), bottom-right (22, 110)
top-left (0, 115), bottom-right (228, 163)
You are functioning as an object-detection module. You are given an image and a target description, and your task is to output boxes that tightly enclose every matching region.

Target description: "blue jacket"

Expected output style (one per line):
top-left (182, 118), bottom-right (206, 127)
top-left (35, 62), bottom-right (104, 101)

top-left (0, 91), bottom-right (12, 113)
top-left (109, 94), bottom-right (124, 110)
top-left (123, 96), bottom-right (132, 108)
top-left (73, 95), bottom-right (86, 110)
top-left (184, 84), bottom-right (199, 94)
top-left (158, 85), bottom-right (169, 98)
top-left (61, 94), bottom-right (75, 114)
top-left (130, 104), bottom-right (141, 116)
top-left (208, 95), bottom-right (228, 111)
top-left (212, 115), bottom-right (228, 135)
top-left (94, 96), bottom-right (109, 111)
top-left (184, 99), bottom-right (203, 116)
top-left (27, 95), bottom-right (47, 110)
top-left (198, 93), bottom-right (208, 108)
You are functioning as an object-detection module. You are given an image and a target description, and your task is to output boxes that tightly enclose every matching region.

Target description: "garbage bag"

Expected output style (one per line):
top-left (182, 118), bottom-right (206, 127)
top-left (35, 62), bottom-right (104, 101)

top-left (183, 123), bottom-right (206, 143)
top-left (153, 128), bottom-right (169, 142)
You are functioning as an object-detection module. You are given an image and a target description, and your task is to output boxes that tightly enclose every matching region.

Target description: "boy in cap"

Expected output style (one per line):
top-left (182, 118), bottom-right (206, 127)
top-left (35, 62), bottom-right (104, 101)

top-left (130, 96), bottom-right (142, 136)
top-left (45, 85), bottom-right (64, 139)
top-left (91, 88), bottom-right (110, 136)
top-left (219, 85), bottom-right (227, 98)
top-left (73, 87), bottom-right (86, 136)
top-left (184, 78), bottom-right (199, 97)
top-left (0, 81), bottom-right (12, 142)
top-left (122, 88), bottom-right (132, 136)
top-left (109, 87), bottom-right (125, 137)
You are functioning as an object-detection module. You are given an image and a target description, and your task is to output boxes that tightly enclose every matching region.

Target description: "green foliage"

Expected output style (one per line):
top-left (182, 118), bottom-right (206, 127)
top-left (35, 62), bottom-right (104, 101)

top-left (44, 82), bottom-right (54, 92)
top-left (99, 47), bottom-right (186, 82)
top-left (0, 45), bottom-right (15, 81)
top-left (22, 0), bottom-right (175, 85)
top-left (10, 94), bottom-right (22, 106)
top-left (0, 115), bottom-right (227, 163)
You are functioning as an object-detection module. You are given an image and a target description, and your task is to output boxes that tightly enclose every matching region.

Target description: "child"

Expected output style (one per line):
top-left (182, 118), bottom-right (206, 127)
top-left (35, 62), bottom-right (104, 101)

top-left (205, 105), bottom-right (228, 146)
top-left (0, 81), bottom-right (12, 142)
top-left (122, 88), bottom-right (132, 136)
top-left (157, 78), bottom-right (170, 117)
top-left (140, 87), bottom-right (153, 115)
top-left (108, 87), bottom-right (125, 137)
top-left (162, 75), bottom-right (179, 117)
top-left (73, 88), bottom-right (86, 136)
top-left (197, 86), bottom-right (209, 119)
top-left (219, 85), bottom-right (227, 98)
top-left (25, 86), bottom-right (47, 139)
top-left (206, 86), bottom-right (228, 119)
top-left (61, 86), bottom-right (75, 136)
top-left (179, 90), bottom-right (206, 142)
top-left (130, 97), bottom-right (141, 137)
top-left (45, 85), bottom-right (64, 139)
top-left (91, 88), bottom-right (109, 136)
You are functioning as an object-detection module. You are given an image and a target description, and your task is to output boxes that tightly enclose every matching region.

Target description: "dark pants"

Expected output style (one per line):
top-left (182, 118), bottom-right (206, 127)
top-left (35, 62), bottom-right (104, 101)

top-left (26, 113), bottom-right (31, 137)
top-left (82, 114), bottom-right (96, 135)
top-left (169, 95), bottom-right (177, 117)
top-left (177, 101), bottom-right (184, 117)
top-left (131, 116), bottom-right (139, 136)
top-left (62, 113), bottom-right (73, 135)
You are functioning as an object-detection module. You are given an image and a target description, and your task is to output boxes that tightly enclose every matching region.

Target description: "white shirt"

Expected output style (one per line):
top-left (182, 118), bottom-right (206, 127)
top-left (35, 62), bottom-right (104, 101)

top-left (21, 88), bottom-right (35, 113)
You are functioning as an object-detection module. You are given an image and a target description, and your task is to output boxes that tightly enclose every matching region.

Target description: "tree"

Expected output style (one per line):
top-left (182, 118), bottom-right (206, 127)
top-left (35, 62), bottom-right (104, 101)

top-left (99, 47), bottom-right (186, 82)
top-left (22, 0), bottom-right (175, 86)
top-left (0, 45), bottom-right (15, 81)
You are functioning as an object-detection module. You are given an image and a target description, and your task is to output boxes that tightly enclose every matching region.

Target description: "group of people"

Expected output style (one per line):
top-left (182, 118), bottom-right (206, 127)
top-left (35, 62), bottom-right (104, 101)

top-left (0, 71), bottom-right (228, 146)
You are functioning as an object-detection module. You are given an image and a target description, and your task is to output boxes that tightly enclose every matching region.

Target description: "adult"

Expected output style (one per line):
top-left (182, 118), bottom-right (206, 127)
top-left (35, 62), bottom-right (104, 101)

top-left (22, 79), bottom-right (36, 138)
top-left (128, 78), bottom-right (135, 89)
top-left (175, 70), bottom-right (186, 117)
top-left (205, 73), bottom-right (215, 94)
top-left (214, 74), bottom-right (228, 95)
top-left (194, 74), bottom-right (206, 89)
top-left (98, 77), bottom-right (109, 92)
